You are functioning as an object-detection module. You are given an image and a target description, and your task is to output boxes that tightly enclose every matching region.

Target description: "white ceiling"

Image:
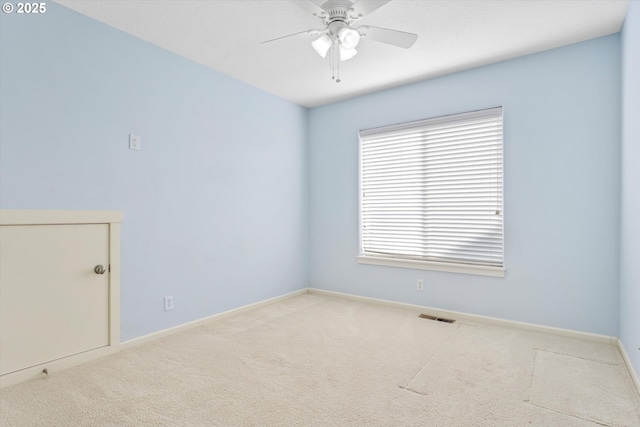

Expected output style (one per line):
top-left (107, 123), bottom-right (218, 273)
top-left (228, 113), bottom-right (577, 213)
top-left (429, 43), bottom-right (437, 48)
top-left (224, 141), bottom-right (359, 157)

top-left (54, 0), bottom-right (629, 108)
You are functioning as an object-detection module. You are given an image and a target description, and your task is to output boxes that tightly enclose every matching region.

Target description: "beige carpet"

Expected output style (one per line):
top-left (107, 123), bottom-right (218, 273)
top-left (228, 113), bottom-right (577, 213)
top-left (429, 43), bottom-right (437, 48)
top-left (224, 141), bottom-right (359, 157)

top-left (1, 293), bottom-right (639, 426)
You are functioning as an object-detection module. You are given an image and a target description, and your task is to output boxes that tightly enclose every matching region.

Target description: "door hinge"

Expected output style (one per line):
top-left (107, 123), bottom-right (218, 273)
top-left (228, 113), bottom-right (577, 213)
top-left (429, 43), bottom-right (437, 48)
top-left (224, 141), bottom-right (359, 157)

top-left (108, 264), bottom-right (111, 272)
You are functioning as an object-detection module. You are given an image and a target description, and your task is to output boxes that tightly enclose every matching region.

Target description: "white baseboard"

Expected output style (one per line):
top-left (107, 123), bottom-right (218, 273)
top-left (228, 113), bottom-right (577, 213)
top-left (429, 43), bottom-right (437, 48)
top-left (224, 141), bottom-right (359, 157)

top-left (618, 338), bottom-right (640, 396)
top-left (121, 289), bottom-right (308, 349)
top-left (308, 288), bottom-right (616, 345)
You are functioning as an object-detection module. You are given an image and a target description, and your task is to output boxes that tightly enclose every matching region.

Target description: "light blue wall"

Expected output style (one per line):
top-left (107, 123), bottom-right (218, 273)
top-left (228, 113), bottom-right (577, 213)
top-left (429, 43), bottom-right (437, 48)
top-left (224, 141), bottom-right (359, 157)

top-left (0, 2), bottom-right (629, 343)
top-left (309, 36), bottom-right (621, 336)
top-left (620, 1), bottom-right (640, 378)
top-left (0, 2), bottom-right (309, 341)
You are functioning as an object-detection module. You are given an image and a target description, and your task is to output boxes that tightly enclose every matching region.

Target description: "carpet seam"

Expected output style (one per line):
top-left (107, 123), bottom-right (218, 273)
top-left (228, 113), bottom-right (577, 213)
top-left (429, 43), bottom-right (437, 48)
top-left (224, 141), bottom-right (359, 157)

top-left (397, 384), bottom-right (429, 396)
top-left (526, 349), bottom-right (538, 403)
top-left (533, 348), bottom-right (620, 366)
top-left (402, 323), bottom-right (462, 390)
top-left (524, 401), bottom-right (614, 427)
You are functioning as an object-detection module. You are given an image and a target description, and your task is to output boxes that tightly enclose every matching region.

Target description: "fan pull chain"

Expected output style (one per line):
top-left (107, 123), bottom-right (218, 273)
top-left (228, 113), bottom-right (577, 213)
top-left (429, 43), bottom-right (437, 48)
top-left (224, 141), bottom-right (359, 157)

top-left (327, 40), bottom-right (341, 83)
top-left (333, 41), bottom-right (340, 83)
top-left (330, 43), bottom-right (335, 81)
top-left (336, 46), bottom-right (341, 83)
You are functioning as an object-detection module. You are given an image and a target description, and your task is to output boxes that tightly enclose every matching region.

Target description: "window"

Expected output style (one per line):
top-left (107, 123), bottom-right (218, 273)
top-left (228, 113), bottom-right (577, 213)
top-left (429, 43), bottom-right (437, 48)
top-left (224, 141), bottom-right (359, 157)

top-left (358, 107), bottom-right (504, 277)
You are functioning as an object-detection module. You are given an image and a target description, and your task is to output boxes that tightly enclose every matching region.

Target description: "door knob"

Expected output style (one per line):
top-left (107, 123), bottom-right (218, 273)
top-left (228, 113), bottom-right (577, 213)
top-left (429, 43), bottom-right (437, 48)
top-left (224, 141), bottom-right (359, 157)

top-left (94, 265), bottom-right (106, 275)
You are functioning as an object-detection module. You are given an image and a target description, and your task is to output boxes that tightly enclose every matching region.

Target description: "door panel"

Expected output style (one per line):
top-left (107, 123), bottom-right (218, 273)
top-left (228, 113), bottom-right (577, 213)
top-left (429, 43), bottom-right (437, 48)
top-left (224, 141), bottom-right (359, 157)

top-left (0, 224), bottom-right (109, 375)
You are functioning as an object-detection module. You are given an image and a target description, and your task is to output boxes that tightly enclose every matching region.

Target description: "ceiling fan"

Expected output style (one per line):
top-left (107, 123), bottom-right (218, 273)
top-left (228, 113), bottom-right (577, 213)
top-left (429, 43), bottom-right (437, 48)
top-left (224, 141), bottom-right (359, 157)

top-left (261, 0), bottom-right (418, 82)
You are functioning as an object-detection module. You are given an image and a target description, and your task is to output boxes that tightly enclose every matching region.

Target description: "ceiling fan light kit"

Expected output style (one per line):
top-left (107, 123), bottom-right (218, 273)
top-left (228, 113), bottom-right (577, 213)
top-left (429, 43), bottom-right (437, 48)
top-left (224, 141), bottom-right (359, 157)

top-left (262, 0), bottom-right (418, 83)
top-left (338, 27), bottom-right (361, 50)
top-left (311, 35), bottom-right (333, 57)
top-left (339, 45), bottom-right (358, 61)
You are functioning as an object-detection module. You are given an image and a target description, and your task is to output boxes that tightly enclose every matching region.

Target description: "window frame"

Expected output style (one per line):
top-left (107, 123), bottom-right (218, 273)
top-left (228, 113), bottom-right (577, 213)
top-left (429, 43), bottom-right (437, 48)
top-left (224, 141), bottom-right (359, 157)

top-left (357, 107), bottom-right (505, 277)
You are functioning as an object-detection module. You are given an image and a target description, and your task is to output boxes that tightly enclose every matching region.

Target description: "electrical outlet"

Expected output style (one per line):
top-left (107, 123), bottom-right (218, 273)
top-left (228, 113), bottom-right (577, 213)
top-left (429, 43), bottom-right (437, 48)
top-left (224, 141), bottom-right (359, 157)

top-left (164, 296), bottom-right (174, 311)
top-left (417, 279), bottom-right (424, 291)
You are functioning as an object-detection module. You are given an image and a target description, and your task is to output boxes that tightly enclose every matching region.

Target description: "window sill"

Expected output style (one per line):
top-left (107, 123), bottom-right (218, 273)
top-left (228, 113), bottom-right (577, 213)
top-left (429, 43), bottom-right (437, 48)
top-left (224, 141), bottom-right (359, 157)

top-left (357, 255), bottom-right (505, 277)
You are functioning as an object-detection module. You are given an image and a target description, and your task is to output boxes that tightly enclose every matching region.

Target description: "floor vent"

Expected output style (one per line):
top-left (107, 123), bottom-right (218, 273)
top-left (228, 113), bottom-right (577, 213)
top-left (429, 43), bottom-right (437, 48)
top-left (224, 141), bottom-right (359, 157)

top-left (419, 314), bottom-right (456, 324)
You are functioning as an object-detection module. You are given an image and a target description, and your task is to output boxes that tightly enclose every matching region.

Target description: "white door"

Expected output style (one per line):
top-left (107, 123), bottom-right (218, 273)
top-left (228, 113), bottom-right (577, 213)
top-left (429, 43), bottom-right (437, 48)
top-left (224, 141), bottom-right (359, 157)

top-left (0, 224), bottom-right (110, 376)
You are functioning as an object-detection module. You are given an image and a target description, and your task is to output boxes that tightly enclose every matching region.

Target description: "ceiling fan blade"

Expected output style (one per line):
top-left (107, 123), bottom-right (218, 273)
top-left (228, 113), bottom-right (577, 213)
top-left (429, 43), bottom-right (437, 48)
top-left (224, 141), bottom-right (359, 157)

top-left (358, 25), bottom-right (418, 49)
top-left (261, 30), bottom-right (319, 44)
top-left (289, 0), bottom-right (327, 17)
top-left (350, 0), bottom-right (392, 18)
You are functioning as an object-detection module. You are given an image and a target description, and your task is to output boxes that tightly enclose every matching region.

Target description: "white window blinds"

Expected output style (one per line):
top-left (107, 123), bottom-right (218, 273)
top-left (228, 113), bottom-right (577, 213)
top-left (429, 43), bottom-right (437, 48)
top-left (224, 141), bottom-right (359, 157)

top-left (359, 107), bottom-right (503, 271)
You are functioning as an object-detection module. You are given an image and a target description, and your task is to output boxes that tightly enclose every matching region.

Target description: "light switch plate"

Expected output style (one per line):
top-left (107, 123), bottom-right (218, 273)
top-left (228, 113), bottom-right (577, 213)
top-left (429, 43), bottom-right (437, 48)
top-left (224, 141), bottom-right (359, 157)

top-left (129, 134), bottom-right (141, 150)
